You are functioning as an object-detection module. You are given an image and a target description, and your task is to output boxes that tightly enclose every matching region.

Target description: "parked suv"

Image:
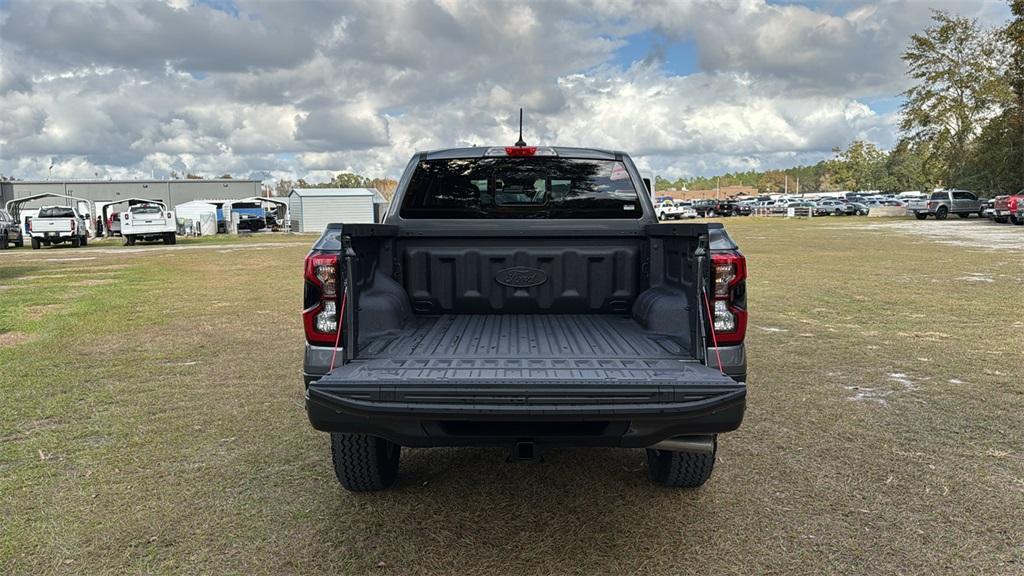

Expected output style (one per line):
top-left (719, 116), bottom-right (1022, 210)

top-left (303, 144), bottom-right (747, 491)
top-left (0, 209), bottom-right (24, 249)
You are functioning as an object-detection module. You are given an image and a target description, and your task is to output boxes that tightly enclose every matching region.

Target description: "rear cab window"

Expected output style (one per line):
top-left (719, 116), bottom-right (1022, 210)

top-left (931, 192), bottom-right (948, 200)
top-left (399, 157), bottom-right (642, 219)
top-left (39, 207), bottom-right (76, 218)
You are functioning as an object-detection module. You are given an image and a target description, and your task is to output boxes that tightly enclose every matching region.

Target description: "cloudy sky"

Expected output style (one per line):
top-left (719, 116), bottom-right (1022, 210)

top-left (0, 0), bottom-right (1012, 184)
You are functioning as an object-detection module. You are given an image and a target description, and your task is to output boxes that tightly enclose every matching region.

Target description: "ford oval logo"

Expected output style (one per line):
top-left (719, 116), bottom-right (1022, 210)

top-left (495, 266), bottom-right (548, 288)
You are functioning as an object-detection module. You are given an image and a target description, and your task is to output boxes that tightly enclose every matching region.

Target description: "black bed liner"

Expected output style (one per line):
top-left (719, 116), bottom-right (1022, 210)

top-left (359, 314), bottom-right (691, 359)
top-left (315, 314), bottom-right (737, 395)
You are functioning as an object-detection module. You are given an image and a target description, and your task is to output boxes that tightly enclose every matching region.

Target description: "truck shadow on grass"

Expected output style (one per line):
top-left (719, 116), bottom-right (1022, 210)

top-left (313, 446), bottom-right (727, 573)
top-left (0, 265), bottom-right (45, 282)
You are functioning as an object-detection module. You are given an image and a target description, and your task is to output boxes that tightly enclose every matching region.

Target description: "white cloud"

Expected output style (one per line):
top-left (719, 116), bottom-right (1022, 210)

top-left (0, 0), bottom-right (1011, 183)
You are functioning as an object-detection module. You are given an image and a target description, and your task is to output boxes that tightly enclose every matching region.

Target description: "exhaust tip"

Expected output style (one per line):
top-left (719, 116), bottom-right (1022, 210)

top-left (649, 435), bottom-right (716, 454)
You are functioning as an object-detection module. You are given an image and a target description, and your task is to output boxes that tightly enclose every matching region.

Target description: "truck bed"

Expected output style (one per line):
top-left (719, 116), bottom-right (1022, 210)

top-left (311, 314), bottom-right (741, 420)
top-left (359, 314), bottom-right (691, 360)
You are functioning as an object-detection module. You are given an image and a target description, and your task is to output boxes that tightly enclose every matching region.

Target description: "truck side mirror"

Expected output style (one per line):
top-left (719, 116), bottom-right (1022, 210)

top-left (642, 178), bottom-right (652, 193)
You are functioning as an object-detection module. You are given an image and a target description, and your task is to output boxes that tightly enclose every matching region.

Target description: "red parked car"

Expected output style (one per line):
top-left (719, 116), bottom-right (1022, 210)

top-left (992, 192), bottom-right (1024, 225)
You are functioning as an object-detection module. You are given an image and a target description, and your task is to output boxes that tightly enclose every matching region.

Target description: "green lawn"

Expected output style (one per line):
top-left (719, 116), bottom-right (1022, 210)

top-left (1, 222), bottom-right (1022, 575)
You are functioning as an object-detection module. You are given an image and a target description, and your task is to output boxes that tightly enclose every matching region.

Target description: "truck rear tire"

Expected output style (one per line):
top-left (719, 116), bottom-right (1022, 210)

top-left (647, 438), bottom-right (716, 488)
top-left (31, 238), bottom-right (41, 250)
top-left (915, 213), bottom-right (928, 220)
top-left (330, 433), bottom-right (400, 492)
top-left (164, 233), bottom-right (176, 245)
top-left (935, 207), bottom-right (948, 220)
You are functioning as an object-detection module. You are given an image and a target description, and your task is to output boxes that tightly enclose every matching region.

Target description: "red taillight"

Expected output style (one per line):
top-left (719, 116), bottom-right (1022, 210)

top-left (26, 217), bottom-right (32, 232)
top-left (711, 251), bottom-right (747, 345)
top-left (505, 146), bottom-right (537, 156)
top-left (303, 252), bottom-right (340, 346)
top-left (70, 219), bottom-right (76, 232)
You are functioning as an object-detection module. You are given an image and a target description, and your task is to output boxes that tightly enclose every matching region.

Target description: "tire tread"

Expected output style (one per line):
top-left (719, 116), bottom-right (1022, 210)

top-left (330, 433), bottom-right (400, 492)
top-left (647, 439), bottom-right (717, 488)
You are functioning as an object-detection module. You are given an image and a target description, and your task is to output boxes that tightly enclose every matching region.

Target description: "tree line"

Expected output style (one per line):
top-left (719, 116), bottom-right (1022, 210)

top-left (658, 2), bottom-right (1024, 196)
top-left (270, 172), bottom-right (399, 200)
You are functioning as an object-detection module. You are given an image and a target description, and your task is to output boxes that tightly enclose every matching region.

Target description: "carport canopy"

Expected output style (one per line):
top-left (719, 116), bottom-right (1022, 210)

top-left (223, 196), bottom-right (290, 229)
top-left (4, 192), bottom-right (96, 221)
top-left (98, 197), bottom-right (168, 223)
top-left (223, 196), bottom-right (287, 210)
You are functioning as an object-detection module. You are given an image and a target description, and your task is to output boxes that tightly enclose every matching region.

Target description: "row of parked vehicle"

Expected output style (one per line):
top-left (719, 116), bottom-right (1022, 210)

top-left (653, 194), bottom-right (903, 221)
top-left (0, 199), bottom-right (177, 250)
top-left (653, 199), bottom-right (754, 220)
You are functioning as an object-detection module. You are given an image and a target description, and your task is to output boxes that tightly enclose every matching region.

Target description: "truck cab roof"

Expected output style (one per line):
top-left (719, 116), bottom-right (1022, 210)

top-left (419, 146), bottom-right (623, 161)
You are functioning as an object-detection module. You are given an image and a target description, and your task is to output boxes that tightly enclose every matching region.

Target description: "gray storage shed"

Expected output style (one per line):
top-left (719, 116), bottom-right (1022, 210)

top-left (288, 188), bottom-right (386, 233)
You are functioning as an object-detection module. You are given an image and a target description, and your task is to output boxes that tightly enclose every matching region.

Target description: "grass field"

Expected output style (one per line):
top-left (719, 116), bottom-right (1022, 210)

top-left (2, 220), bottom-right (1022, 575)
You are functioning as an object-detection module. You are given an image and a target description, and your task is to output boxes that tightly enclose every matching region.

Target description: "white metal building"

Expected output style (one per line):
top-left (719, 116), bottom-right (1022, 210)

top-left (288, 188), bottom-right (385, 233)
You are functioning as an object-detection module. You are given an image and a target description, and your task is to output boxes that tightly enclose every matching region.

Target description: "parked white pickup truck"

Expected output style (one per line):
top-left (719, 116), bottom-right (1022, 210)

top-left (27, 206), bottom-right (89, 249)
top-left (121, 202), bottom-right (177, 245)
top-left (654, 199), bottom-right (697, 220)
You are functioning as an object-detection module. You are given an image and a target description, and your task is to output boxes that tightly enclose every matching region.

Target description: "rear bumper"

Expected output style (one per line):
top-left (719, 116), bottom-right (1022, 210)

top-left (124, 227), bottom-right (174, 236)
top-left (305, 379), bottom-right (745, 448)
top-left (32, 231), bottom-right (75, 239)
top-left (303, 339), bottom-right (748, 447)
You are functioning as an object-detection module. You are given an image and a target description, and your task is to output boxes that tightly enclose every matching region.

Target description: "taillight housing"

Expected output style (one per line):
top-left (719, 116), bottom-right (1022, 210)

top-left (26, 217), bottom-right (32, 232)
top-left (303, 252), bottom-right (340, 345)
top-left (710, 251), bottom-right (747, 345)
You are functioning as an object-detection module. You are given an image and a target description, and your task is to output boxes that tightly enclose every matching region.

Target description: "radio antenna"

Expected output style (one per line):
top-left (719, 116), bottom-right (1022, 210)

top-left (514, 108), bottom-right (527, 147)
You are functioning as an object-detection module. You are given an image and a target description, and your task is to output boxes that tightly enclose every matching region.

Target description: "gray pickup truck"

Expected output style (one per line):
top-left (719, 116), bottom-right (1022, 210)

top-left (907, 190), bottom-right (984, 220)
top-left (302, 145), bottom-right (747, 491)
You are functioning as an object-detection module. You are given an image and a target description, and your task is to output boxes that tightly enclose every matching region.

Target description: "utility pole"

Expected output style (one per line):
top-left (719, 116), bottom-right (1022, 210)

top-left (784, 175), bottom-right (788, 195)
top-left (716, 177), bottom-right (720, 201)
top-left (797, 177), bottom-right (801, 196)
